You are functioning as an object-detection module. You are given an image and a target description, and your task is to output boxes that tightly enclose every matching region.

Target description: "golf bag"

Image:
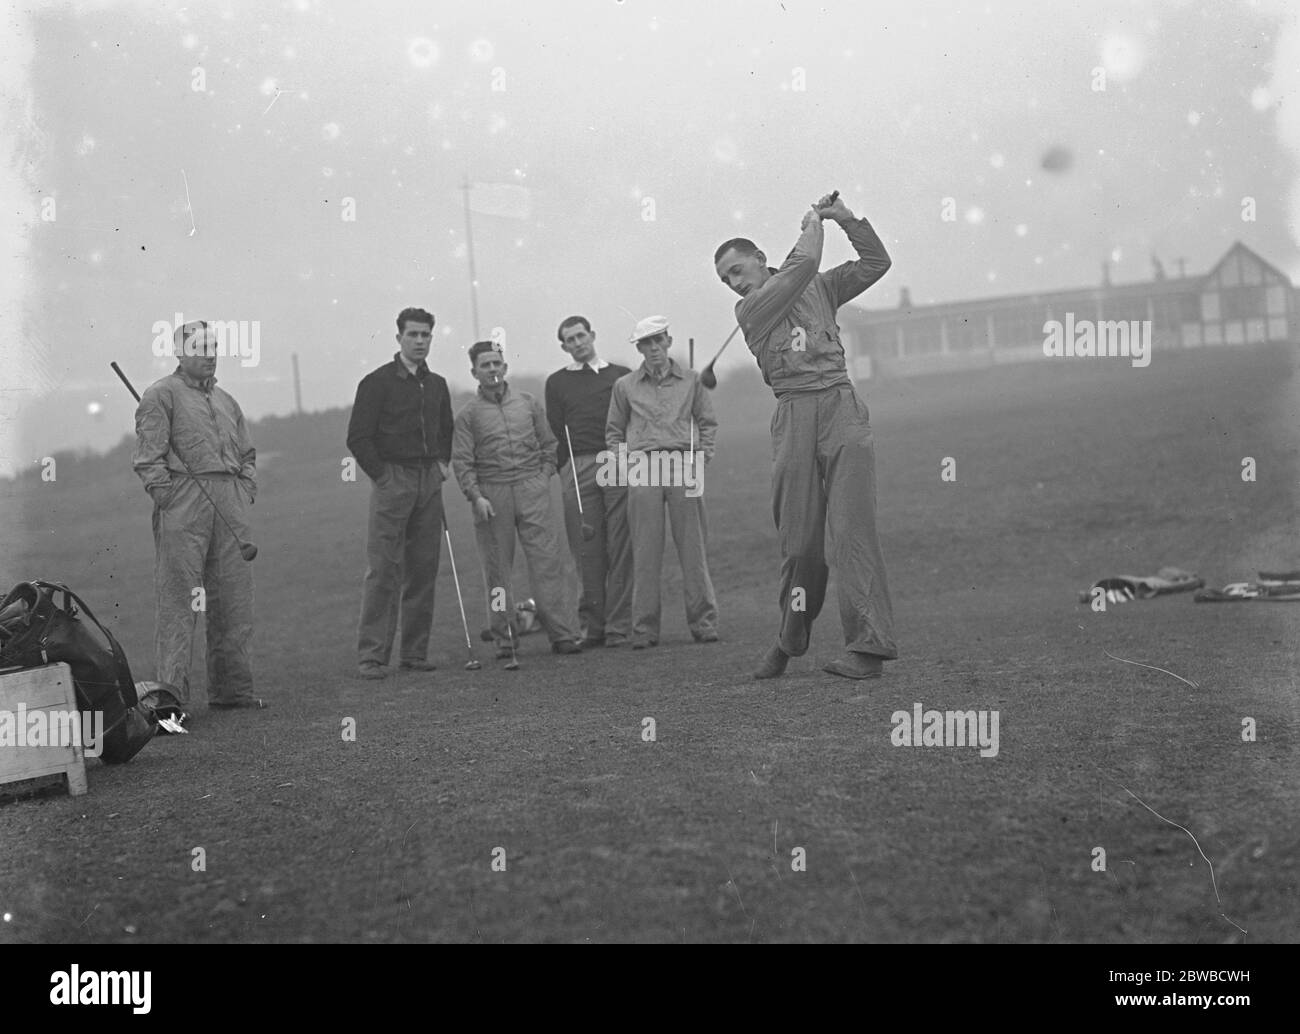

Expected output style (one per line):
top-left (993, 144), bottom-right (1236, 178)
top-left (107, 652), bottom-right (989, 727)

top-left (0, 580), bottom-right (157, 764)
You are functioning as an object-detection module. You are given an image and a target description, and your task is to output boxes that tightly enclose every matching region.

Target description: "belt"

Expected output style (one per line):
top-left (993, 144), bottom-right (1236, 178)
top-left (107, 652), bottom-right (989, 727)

top-left (392, 457), bottom-right (438, 470)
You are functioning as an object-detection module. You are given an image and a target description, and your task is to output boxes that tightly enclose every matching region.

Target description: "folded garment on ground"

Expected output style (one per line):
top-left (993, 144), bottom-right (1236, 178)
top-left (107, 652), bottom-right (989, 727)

top-left (1077, 566), bottom-right (1203, 605)
top-left (1194, 580), bottom-right (1300, 602)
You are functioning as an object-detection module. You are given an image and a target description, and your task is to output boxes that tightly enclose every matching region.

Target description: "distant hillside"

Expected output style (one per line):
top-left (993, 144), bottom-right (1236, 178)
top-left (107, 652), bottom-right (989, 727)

top-left (1, 365), bottom-right (775, 487)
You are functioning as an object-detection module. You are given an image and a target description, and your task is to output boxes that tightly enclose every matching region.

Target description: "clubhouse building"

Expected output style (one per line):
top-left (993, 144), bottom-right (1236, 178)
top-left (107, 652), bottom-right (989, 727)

top-left (840, 242), bottom-right (1296, 379)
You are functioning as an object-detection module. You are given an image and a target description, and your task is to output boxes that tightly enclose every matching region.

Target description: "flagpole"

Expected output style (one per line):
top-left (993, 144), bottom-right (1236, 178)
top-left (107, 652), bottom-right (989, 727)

top-left (461, 175), bottom-right (481, 341)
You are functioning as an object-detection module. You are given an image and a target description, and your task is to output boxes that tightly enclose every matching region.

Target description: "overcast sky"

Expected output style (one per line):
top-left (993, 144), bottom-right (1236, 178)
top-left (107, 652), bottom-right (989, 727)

top-left (2, 0), bottom-right (1298, 475)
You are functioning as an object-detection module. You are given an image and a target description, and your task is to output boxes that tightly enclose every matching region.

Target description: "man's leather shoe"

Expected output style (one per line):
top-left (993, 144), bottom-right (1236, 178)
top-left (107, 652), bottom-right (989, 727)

top-left (551, 640), bottom-right (583, 655)
top-left (822, 652), bottom-right (884, 679)
top-left (753, 645), bottom-right (790, 679)
top-left (358, 664), bottom-right (388, 680)
top-left (399, 659), bottom-right (438, 671)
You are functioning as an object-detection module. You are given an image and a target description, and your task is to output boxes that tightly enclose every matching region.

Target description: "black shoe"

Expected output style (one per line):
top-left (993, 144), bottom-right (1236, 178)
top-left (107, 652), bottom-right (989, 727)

top-left (551, 640), bottom-right (583, 655)
top-left (631, 637), bottom-right (658, 650)
top-left (495, 646), bottom-right (515, 660)
top-left (399, 659), bottom-right (438, 671)
top-left (694, 632), bottom-right (720, 643)
top-left (578, 636), bottom-right (605, 649)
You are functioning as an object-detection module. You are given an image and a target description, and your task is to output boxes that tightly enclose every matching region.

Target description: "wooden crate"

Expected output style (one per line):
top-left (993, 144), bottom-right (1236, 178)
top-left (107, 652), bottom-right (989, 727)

top-left (0, 663), bottom-right (88, 797)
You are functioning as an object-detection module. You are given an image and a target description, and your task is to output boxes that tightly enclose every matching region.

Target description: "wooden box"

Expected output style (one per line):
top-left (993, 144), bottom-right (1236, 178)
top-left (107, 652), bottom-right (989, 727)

top-left (0, 663), bottom-right (88, 797)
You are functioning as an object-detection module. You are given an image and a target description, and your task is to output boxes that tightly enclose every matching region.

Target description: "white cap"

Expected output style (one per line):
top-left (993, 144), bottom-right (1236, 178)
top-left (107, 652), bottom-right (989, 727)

top-left (629, 314), bottom-right (670, 344)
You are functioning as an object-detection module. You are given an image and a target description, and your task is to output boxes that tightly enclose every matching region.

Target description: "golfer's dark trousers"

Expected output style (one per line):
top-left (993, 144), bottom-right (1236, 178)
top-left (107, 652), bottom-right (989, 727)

top-left (772, 385), bottom-right (897, 659)
top-left (561, 453), bottom-right (633, 642)
top-left (357, 460), bottom-right (444, 666)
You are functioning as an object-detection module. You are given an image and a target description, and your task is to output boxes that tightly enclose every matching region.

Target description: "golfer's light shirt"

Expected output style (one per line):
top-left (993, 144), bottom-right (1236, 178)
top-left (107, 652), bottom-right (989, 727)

top-left (606, 359), bottom-right (717, 461)
top-left (734, 215), bottom-right (891, 397)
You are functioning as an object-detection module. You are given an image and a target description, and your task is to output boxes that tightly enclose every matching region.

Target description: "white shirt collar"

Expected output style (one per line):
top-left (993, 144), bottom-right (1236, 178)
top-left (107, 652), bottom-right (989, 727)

top-left (565, 357), bottom-right (610, 373)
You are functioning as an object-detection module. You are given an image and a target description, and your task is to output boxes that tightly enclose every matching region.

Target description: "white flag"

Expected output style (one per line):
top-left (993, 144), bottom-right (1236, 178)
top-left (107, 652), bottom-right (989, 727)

top-left (467, 182), bottom-right (532, 220)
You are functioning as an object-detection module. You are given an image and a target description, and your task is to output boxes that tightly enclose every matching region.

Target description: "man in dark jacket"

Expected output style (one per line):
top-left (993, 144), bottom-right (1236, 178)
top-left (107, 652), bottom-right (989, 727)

top-left (347, 307), bottom-right (454, 679)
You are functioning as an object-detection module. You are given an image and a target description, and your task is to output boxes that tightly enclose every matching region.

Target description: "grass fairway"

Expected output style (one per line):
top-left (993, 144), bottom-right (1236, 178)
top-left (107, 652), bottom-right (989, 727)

top-left (2, 344), bottom-right (1297, 943)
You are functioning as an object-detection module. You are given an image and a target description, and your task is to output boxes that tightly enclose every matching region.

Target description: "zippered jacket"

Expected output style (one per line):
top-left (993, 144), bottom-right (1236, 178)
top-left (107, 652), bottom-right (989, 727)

top-left (133, 367), bottom-right (256, 502)
top-left (734, 215), bottom-right (891, 396)
top-left (347, 354), bottom-right (454, 481)
top-left (452, 383), bottom-right (556, 503)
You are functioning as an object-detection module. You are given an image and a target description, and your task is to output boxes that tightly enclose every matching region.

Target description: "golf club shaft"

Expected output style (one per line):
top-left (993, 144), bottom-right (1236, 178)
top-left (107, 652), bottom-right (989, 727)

top-left (111, 361), bottom-right (255, 559)
top-left (704, 324), bottom-right (742, 372)
top-left (564, 426), bottom-right (584, 517)
top-left (443, 523), bottom-right (475, 653)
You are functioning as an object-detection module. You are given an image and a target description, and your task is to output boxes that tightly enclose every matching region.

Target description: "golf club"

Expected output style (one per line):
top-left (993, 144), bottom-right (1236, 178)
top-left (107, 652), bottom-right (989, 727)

top-left (698, 325), bottom-right (742, 390)
top-left (443, 520), bottom-right (481, 670)
top-left (504, 621), bottom-right (520, 671)
top-left (111, 361), bottom-right (258, 562)
top-left (565, 426), bottom-right (595, 541)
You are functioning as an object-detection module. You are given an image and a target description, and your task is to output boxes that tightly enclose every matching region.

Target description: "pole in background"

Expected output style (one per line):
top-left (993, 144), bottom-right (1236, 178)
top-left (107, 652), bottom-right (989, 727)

top-left (460, 176), bottom-right (482, 341)
top-left (291, 352), bottom-right (303, 414)
top-left (689, 337), bottom-right (694, 368)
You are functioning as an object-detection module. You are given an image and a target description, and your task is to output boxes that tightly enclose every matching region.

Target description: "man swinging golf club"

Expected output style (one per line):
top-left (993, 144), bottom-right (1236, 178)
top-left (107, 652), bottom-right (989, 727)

top-left (714, 191), bottom-right (897, 679)
top-left (132, 319), bottom-right (267, 712)
top-left (452, 340), bottom-right (584, 665)
top-left (544, 316), bottom-right (634, 648)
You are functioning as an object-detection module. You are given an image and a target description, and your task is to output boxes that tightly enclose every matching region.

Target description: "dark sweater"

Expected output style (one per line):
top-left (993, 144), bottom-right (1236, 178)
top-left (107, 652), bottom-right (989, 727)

top-left (544, 362), bottom-right (632, 468)
top-left (346, 354), bottom-right (454, 481)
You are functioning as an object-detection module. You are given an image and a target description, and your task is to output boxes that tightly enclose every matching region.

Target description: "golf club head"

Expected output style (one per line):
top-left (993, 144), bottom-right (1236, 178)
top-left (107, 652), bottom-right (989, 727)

top-left (504, 658), bottom-right (520, 671)
top-left (465, 659), bottom-right (482, 670)
top-left (240, 543), bottom-right (258, 562)
top-left (580, 523), bottom-right (596, 541)
top-left (700, 366), bottom-right (717, 390)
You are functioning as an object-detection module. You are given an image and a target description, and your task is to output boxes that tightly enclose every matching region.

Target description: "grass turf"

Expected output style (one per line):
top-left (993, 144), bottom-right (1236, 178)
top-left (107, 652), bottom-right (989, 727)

top-left (1, 342), bottom-right (1296, 942)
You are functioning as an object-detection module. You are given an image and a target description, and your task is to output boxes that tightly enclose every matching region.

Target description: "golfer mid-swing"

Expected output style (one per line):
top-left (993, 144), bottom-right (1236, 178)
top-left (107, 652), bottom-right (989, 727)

top-left (714, 192), bottom-right (896, 679)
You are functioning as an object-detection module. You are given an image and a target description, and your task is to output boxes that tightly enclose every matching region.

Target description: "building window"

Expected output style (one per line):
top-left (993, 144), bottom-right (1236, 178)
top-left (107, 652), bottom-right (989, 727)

top-left (1182, 323), bottom-right (1203, 347)
top-left (1266, 284), bottom-right (1287, 315)
top-left (1225, 321), bottom-right (1245, 344)
top-left (1201, 292), bottom-right (1221, 321)
top-left (1268, 317), bottom-right (1288, 340)
top-left (1218, 255), bottom-right (1241, 287)
top-left (1246, 318), bottom-right (1266, 343)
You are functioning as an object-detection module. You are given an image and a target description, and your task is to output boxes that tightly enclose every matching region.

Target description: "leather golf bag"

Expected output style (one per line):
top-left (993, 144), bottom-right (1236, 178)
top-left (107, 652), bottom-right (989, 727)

top-left (0, 580), bottom-right (156, 764)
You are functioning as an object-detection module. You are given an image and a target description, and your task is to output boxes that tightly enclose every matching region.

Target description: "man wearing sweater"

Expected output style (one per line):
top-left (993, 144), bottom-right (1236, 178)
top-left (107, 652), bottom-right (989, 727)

top-left (544, 316), bottom-right (634, 648)
top-left (346, 307), bottom-right (454, 680)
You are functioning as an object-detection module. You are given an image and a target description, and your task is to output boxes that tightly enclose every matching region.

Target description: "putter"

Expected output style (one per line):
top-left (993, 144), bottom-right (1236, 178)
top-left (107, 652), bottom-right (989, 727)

top-left (698, 325), bottom-right (742, 390)
top-left (565, 426), bottom-right (595, 541)
top-left (443, 521), bottom-right (481, 670)
top-left (111, 361), bottom-right (258, 561)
